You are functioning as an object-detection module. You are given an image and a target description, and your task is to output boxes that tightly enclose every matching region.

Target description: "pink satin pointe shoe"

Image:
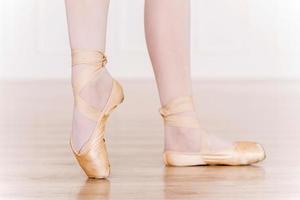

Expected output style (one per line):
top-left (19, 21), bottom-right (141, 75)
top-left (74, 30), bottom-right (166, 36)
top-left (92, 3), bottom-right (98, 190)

top-left (160, 96), bottom-right (266, 166)
top-left (70, 49), bottom-right (124, 178)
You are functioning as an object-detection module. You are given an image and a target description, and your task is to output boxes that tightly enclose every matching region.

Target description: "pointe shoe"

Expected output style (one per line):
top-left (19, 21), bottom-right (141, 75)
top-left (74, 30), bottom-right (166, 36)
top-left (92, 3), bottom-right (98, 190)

top-left (160, 96), bottom-right (266, 166)
top-left (70, 49), bottom-right (124, 178)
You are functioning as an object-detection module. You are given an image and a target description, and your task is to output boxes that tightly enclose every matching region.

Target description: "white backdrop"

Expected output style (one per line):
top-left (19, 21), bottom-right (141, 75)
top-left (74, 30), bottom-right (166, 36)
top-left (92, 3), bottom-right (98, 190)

top-left (0, 0), bottom-right (299, 80)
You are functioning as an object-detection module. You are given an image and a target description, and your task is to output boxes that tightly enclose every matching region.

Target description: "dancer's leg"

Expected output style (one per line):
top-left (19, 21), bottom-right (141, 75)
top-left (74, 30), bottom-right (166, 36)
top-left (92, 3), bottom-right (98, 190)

top-left (144, 0), bottom-right (191, 105)
top-left (65, 0), bottom-right (112, 152)
top-left (144, 0), bottom-right (231, 152)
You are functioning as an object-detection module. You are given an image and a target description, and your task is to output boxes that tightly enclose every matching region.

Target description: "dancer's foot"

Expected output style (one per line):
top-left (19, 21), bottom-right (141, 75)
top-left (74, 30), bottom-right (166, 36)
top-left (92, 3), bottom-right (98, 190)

top-left (71, 67), bottom-right (113, 152)
top-left (160, 96), bottom-right (265, 166)
top-left (70, 49), bottom-right (124, 178)
top-left (164, 111), bottom-right (233, 153)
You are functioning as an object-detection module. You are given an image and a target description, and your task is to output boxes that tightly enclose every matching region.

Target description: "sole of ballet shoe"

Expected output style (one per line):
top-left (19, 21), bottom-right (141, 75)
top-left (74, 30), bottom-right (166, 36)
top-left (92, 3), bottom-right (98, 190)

top-left (163, 151), bottom-right (207, 166)
top-left (163, 142), bottom-right (266, 167)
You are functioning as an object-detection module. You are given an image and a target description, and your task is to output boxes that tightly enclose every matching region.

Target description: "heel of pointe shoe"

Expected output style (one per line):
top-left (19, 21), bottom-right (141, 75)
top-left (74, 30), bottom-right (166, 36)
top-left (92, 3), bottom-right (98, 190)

top-left (105, 80), bottom-right (124, 114)
top-left (114, 80), bottom-right (125, 103)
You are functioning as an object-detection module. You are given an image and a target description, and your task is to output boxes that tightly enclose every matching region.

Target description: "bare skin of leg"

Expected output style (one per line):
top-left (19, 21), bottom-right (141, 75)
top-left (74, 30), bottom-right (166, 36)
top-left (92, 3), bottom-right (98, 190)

top-left (65, 0), bottom-right (112, 152)
top-left (144, 0), bottom-right (231, 152)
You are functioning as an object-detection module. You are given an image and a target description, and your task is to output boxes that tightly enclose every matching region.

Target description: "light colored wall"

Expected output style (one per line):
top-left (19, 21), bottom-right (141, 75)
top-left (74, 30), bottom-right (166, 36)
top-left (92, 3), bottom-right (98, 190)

top-left (0, 0), bottom-right (299, 80)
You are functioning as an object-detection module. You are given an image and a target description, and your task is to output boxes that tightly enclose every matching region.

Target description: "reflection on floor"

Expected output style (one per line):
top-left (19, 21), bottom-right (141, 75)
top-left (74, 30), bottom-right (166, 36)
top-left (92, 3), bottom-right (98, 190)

top-left (0, 80), bottom-right (299, 200)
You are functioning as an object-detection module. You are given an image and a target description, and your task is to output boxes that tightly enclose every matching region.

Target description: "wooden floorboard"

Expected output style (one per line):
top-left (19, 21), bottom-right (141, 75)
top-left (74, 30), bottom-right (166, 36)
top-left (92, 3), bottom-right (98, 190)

top-left (0, 80), bottom-right (299, 200)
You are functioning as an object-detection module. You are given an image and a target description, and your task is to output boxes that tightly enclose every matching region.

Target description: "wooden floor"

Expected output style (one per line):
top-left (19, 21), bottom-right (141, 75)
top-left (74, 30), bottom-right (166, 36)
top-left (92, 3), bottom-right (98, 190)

top-left (0, 80), bottom-right (300, 200)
